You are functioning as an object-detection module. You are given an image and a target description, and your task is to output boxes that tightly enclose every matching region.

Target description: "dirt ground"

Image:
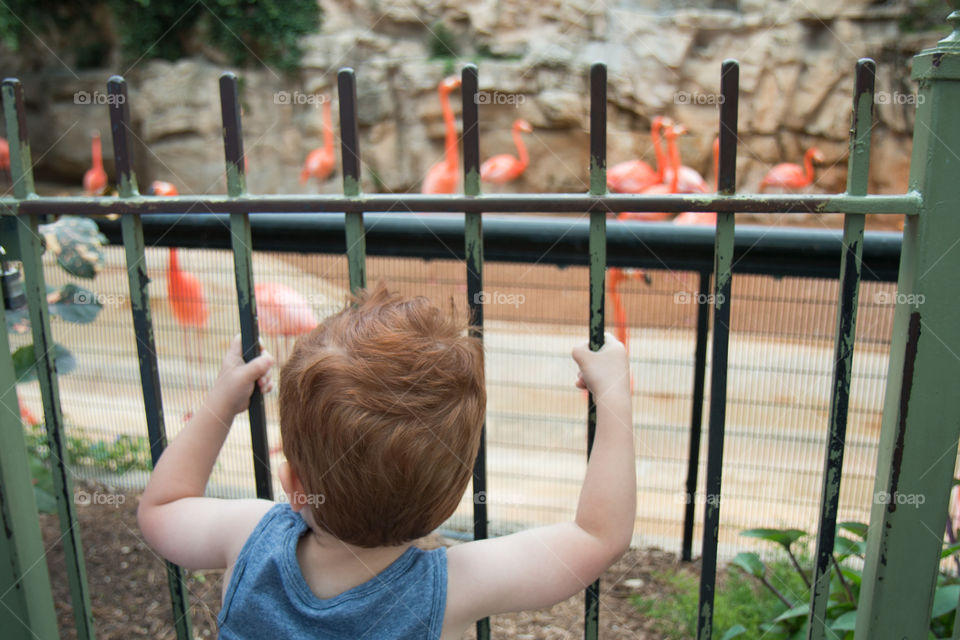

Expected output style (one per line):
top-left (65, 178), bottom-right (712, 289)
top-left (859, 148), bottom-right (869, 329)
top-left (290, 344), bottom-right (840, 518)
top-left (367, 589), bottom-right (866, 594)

top-left (41, 482), bottom-right (689, 640)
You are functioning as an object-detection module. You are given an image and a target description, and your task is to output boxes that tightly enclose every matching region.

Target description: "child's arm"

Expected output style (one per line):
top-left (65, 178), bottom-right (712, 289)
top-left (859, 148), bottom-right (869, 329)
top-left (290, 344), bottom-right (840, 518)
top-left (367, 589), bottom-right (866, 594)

top-left (137, 335), bottom-right (275, 571)
top-left (444, 333), bottom-right (636, 628)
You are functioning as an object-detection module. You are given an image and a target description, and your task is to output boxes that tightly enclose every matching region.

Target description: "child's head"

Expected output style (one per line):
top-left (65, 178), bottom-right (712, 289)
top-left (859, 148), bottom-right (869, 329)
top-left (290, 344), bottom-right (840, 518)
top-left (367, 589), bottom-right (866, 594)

top-left (279, 285), bottom-right (485, 548)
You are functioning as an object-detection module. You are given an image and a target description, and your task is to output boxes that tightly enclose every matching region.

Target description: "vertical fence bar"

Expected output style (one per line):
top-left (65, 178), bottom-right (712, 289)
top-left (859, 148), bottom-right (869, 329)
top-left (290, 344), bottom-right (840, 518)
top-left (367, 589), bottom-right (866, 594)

top-left (696, 59), bottom-right (738, 640)
top-left (2, 78), bottom-right (96, 640)
top-left (681, 269), bottom-right (711, 562)
top-left (461, 63), bottom-right (491, 640)
top-left (584, 61), bottom-right (607, 640)
top-left (856, 15), bottom-right (960, 639)
top-left (108, 76), bottom-right (194, 640)
top-left (0, 209), bottom-right (58, 639)
top-left (337, 68), bottom-right (366, 293)
top-left (806, 59), bottom-right (874, 640)
top-left (219, 72), bottom-right (272, 500)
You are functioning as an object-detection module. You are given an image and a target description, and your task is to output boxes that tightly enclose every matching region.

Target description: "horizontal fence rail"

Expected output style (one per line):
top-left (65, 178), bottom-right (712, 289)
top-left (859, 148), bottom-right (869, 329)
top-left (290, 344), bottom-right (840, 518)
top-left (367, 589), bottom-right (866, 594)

top-left (91, 213), bottom-right (906, 281)
top-left (2, 17), bottom-right (960, 638)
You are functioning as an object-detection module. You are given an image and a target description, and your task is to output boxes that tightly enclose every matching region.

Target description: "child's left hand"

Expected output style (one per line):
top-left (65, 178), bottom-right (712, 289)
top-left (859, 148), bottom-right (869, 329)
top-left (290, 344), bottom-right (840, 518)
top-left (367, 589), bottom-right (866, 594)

top-left (208, 333), bottom-right (275, 419)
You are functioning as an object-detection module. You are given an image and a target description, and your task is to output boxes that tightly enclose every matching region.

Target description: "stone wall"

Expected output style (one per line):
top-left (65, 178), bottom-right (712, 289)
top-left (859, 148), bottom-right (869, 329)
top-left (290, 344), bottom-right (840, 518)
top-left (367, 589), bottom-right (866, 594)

top-left (13, 0), bottom-right (943, 202)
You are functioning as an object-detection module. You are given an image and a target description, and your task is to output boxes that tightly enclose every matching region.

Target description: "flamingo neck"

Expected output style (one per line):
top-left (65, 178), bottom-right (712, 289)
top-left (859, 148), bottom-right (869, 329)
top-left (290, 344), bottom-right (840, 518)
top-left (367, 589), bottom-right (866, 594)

top-left (803, 148), bottom-right (816, 184)
top-left (92, 135), bottom-right (103, 170)
top-left (651, 120), bottom-right (667, 182)
top-left (321, 100), bottom-right (333, 152)
top-left (169, 247), bottom-right (179, 273)
top-left (440, 87), bottom-right (458, 170)
top-left (512, 123), bottom-right (529, 170)
top-left (713, 139), bottom-right (719, 192)
top-left (666, 133), bottom-right (680, 193)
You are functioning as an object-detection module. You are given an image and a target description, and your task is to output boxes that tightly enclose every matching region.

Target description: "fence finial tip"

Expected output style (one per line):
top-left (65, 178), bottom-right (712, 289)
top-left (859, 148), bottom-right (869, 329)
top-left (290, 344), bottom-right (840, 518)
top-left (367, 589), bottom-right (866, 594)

top-left (939, 10), bottom-right (960, 46)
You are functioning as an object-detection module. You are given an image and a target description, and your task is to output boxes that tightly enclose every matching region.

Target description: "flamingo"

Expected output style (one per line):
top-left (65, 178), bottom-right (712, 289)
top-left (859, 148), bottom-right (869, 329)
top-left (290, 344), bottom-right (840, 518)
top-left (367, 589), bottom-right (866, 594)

top-left (83, 131), bottom-right (108, 196)
top-left (674, 137), bottom-right (720, 226)
top-left (149, 180), bottom-right (179, 197)
top-left (0, 137), bottom-right (9, 182)
top-left (167, 247), bottom-right (209, 420)
top-left (759, 147), bottom-right (825, 192)
top-left (254, 282), bottom-right (317, 365)
top-left (422, 76), bottom-right (461, 194)
top-left (607, 116), bottom-right (669, 194)
top-left (605, 125), bottom-right (685, 367)
top-left (300, 97), bottom-right (335, 187)
top-left (153, 181), bottom-right (208, 419)
top-left (661, 124), bottom-right (709, 194)
top-left (619, 124), bottom-right (683, 222)
top-left (480, 119), bottom-right (533, 184)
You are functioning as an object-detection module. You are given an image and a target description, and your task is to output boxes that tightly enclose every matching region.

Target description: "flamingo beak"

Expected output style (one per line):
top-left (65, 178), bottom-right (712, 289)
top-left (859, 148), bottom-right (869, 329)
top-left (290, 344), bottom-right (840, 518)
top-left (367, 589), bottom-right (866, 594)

top-left (518, 120), bottom-right (533, 133)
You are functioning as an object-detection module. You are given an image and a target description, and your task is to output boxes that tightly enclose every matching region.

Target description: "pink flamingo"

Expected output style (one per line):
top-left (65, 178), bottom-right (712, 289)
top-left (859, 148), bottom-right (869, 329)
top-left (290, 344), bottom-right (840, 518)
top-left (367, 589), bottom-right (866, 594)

top-left (607, 116), bottom-right (669, 194)
top-left (605, 125), bottom-right (685, 364)
top-left (0, 137), bottom-right (9, 182)
top-left (422, 76), bottom-right (462, 194)
top-left (254, 282), bottom-right (317, 364)
top-left (480, 119), bottom-right (532, 184)
top-left (168, 246), bottom-right (208, 420)
top-left (83, 131), bottom-right (108, 196)
top-left (661, 124), bottom-right (709, 194)
top-left (620, 124), bottom-right (683, 222)
top-left (149, 180), bottom-right (179, 197)
top-left (300, 97), bottom-right (335, 187)
top-left (759, 147), bottom-right (825, 192)
top-left (674, 137), bottom-right (720, 226)
top-left (151, 181), bottom-right (208, 419)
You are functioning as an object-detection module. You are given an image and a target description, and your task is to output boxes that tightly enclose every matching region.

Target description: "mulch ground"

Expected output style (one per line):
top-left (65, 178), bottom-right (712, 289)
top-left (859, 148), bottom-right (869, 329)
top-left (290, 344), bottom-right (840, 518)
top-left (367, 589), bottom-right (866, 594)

top-left (38, 481), bottom-right (692, 639)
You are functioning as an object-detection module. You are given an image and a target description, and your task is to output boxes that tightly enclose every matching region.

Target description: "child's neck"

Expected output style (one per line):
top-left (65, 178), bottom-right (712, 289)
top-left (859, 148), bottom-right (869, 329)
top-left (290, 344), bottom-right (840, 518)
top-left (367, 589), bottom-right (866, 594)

top-left (297, 528), bottom-right (413, 599)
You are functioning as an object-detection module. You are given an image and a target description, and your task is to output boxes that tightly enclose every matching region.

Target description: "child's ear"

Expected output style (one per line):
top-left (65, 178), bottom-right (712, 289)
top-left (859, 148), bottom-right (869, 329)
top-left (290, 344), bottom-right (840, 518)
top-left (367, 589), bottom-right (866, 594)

top-left (279, 461), bottom-right (307, 513)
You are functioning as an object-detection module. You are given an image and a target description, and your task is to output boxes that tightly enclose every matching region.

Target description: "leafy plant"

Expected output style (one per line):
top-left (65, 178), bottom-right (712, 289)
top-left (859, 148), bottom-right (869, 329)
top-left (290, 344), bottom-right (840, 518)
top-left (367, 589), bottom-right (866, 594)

top-left (1, 0), bottom-right (322, 71)
top-left (427, 21), bottom-right (460, 60)
top-left (727, 525), bottom-right (959, 639)
top-left (23, 421), bottom-right (152, 513)
top-left (109, 0), bottom-right (322, 71)
top-left (631, 560), bottom-right (806, 639)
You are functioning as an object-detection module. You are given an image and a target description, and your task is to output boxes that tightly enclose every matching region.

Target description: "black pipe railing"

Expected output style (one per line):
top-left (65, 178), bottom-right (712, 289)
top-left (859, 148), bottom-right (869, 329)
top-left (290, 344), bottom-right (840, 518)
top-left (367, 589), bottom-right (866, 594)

top-left (97, 213), bottom-right (903, 282)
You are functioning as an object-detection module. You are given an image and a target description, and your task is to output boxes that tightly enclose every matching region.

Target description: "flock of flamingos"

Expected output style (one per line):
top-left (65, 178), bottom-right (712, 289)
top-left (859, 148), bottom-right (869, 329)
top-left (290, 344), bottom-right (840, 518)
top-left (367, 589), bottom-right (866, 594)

top-left (0, 74), bottom-right (826, 420)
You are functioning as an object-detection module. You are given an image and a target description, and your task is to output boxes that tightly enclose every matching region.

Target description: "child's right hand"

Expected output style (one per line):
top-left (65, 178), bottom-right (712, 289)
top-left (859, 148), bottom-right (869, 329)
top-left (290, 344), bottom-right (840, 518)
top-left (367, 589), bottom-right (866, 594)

top-left (572, 333), bottom-right (629, 398)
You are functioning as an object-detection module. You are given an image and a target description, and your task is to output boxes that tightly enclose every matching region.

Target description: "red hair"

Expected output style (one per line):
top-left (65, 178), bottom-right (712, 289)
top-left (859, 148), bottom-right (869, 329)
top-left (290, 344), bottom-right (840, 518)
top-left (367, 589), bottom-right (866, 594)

top-left (279, 284), bottom-right (485, 547)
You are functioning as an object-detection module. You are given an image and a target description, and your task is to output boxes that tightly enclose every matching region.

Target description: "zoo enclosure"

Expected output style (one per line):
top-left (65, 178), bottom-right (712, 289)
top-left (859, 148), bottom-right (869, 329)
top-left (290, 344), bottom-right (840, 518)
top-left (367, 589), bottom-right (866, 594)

top-left (2, 13), bottom-right (960, 640)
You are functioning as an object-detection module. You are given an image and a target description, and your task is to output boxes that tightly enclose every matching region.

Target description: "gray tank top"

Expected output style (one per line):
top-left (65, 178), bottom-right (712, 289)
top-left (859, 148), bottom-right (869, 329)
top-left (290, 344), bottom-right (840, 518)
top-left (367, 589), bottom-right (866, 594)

top-left (218, 503), bottom-right (447, 639)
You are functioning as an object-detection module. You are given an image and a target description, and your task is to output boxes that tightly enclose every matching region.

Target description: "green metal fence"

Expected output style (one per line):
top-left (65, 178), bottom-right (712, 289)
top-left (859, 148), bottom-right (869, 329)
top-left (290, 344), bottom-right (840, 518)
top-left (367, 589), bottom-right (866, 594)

top-left (1, 10), bottom-right (960, 640)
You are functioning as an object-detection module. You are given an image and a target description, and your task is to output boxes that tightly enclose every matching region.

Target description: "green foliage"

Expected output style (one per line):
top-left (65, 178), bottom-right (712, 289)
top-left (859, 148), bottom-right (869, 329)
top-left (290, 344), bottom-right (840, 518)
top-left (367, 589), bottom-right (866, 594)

top-left (109, 0), bottom-right (322, 71)
top-left (900, 0), bottom-right (955, 35)
top-left (428, 21), bottom-right (459, 60)
top-left (1, 1), bottom-right (322, 71)
top-left (631, 560), bottom-right (806, 640)
top-left (23, 421), bottom-right (152, 513)
top-left (12, 343), bottom-right (76, 381)
top-left (635, 522), bottom-right (960, 639)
